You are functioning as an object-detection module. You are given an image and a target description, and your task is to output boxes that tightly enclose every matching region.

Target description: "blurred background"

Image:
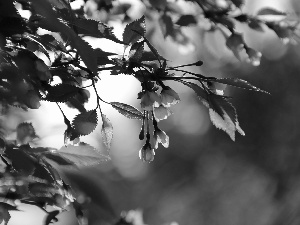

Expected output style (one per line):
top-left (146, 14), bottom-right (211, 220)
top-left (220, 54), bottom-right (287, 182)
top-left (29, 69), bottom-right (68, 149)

top-left (5, 0), bottom-right (300, 224)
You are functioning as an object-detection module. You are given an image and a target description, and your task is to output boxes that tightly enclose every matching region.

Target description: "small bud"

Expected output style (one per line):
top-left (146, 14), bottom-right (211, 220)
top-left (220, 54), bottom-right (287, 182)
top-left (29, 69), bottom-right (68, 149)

top-left (139, 142), bottom-right (155, 162)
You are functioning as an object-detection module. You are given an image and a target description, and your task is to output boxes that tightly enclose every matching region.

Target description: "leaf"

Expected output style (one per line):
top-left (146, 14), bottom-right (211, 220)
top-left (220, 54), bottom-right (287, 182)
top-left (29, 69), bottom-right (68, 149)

top-left (16, 122), bottom-right (37, 145)
top-left (38, 34), bottom-right (66, 52)
top-left (159, 14), bottom-right (175, 38)
top-left (257, 7), bottom-right (286, 16)
top-left (111, 102), bottom-right (144, 119)
top-left (0, 203), bottom-right (19, 225)
top-left (45, 84), bottom-right (82, 102)
top-left (72, 109), bottom-right (98, 136)
top-left (143, 37), bottom-right (166, 62)
top-left (43, 152), bottom-right (74, 166)
top-left (4, 145), bottom-right (36, 176)
top-left (74, 37), bottom-right (98, 76)
top-left (29, 0), bottom-right (98, 76)
top-left (52, 143), bottom-right (110, 167)
top-left (208, 94), bottom-right (245, 140)
top-left (129, 41), bottom-right (144, 62)
top-left (209, 108), bottom-right (236, 140)
top-left (73, 19), bottom-right (124, 44)
top-left (45, 210), bottom-right (59, 225)
top-left (176, 15), bottom-right (197, 26)
top-left (140, 51), bottom-right (163, 62)
top-left (248, 19), bottom-right (264, 32)
top-left (101, 114), bottom-right (113, 150)
top-left (214, 78), bottom-right (269, 93)
top-left (123, 16), bottom-right (146, 45)
top-left (231, 0), bottom-right (244, 8)
top-left (180, 81), bottom-right (209, 107)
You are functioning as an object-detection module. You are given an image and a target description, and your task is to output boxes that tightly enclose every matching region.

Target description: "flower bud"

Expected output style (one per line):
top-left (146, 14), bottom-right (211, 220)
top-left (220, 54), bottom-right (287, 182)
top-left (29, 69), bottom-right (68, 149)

top-left (139, 143), bottom-right (155, 162)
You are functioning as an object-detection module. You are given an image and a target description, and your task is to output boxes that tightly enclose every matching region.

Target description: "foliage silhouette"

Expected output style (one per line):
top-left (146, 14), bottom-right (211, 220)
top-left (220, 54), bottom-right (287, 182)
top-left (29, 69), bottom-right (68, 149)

top-left (0, 0), bottom-right (298, 224)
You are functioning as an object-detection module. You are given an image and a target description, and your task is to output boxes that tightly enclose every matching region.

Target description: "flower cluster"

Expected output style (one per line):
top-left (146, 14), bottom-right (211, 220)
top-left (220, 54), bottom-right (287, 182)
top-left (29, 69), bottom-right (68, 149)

top-left (138, 85), bottom-right (179, 162)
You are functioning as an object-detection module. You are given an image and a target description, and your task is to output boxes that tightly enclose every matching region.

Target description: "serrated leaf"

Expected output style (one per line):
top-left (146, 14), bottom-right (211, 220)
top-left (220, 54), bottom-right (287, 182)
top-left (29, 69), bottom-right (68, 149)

top-left (0, 203), bottom-right (18, 225)
top-left (208, 94), bottom-right (245, 140)
top-left (257, 7), bottom-right (286, 16)
top-left (129, 41), bottom-right (144, 62)
top-left (46, 84), bottom-right (82, 102)
top-left (111, 102), bottom-right (144, 119)
top-left (123, 16), bottom-right (146, 45)
top-left (101, 114), bottom-right (113, 150)
top-left (175, 14), bottom-right (197, 26)
top-left (72, 109), bottom-right (98, 136)
top-left (209, 108), bottom-right (236, 140)
top-left (43, 152), bottom-right (74, 166)
top-left (180, 81), bottom-right (209, 107)
top-left (73, 19), bottom-right (124, 44)
top-left (214, 78), bottom-right (269, 93)
top-left (16, 122), bottom-right (37, 145)
top-left (29, 0), bottom-right (97, 76)
top-left (53, 143), bottom-right (110, 167)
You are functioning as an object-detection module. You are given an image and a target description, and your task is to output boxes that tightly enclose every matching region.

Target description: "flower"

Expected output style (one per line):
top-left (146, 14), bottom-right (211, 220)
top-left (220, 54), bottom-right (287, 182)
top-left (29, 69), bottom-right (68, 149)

top-left (140, 91), bottom-right (161, 111)
top-left (161, 87), bottom-right (180, 107)
top-left (153, 104), bottom-right (172, 121)
top-left (139, 142), bottom-right (155, 162)
top-left (154, 129), bottom-right (169, 149)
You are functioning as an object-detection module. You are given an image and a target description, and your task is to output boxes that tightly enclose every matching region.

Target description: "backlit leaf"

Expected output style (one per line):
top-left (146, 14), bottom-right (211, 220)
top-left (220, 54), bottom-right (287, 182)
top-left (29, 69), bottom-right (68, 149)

top-left (111, 102), bottom-right (144, 119)
top-left (129, 41), bottom-right (144, 62)
top-left (72, 109), bottom-right (98, 136)
top-left (101, 114), bottom-right (113, 150)
top-left (54, 143), bottom-right (110, 167)
top-left (123, 16), bottom-right (146, 45)
top-left (214, 78), bottom-right (269, 93)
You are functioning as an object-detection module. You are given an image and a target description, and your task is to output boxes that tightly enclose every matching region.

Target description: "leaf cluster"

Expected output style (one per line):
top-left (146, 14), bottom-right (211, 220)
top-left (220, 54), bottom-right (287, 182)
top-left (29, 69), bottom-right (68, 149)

top-left (0, 0), bottom-right (296, 224)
